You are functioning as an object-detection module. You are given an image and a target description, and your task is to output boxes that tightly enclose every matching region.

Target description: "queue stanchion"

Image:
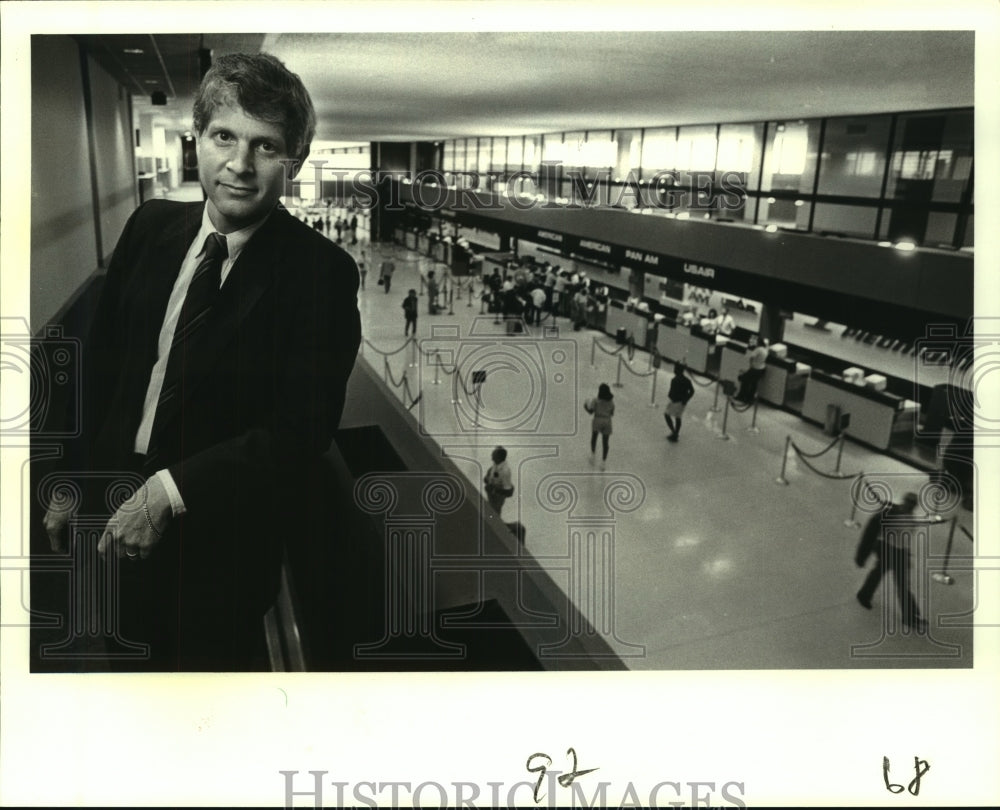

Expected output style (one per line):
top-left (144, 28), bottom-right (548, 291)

top-left (717, 394), bottom-right (732, 441)
top-left (776, 435), bottom-right (791, 485)
top-left (591, 337), bottom-right (596, 368)
top-left (649, 364), bottom-right (659, 408)
top-left (614, 354), bottom-right (624, 389)
top-left (467, 280), bottom-right (473, 307)
top-left (710, 380), bottom-right (722, 413)
top-left (844, 483), bottom-right (861, 527)
top-left (747, 398), bottom-right (761, 434)
top-left (834, 432), bottom-right (846, 474)
top-left (931, 516), bottom-right (958, 585)
top-left (409, 337), bottom-right (418, 368)
top-left (433, 349), bottom-right (442, 386)
top-left (419, 274), bottom-right (425, 297)
top-left (448, 285), bottom-right (455, 315)
top-left (479, 292), bottom-right (486, 315)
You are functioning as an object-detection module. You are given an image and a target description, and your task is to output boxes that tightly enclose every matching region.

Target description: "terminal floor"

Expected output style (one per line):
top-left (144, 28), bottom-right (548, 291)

top-left (346, 241), bottom-right (977, 670)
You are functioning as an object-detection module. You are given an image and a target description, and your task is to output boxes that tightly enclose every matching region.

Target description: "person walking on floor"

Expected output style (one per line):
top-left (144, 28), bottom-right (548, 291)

top-left (402, 288), bottom-right (418, 336)
top-left (379, 258), bottom-right (395, 293)
top-left (855, 491), bottom-right (927, 631)
top-left (585, 383), bottom-right (615, 469)
top-left (483, 445), bottom-right (514, 519)
top-left (427, 270), bottom-right (440, 314)
top-left (664, 363), bottom-right (695, 442)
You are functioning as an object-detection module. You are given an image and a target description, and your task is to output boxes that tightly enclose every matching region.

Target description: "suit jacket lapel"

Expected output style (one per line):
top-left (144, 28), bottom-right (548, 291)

top-left (149, 207), bottom-right (280, 441)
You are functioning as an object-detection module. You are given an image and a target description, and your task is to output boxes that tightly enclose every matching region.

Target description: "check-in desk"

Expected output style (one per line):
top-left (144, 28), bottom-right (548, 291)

top-left (432, 240), bottom-right (449, 264)
top-left (802, 370), bottom-right (916, 450)
top-left (718, 341), bottom-right (746, 384)
top-left (653, 319), bottom-right (712, 373)
top-left (758, 357), bottom-right (810, 407)
top-left (404, 229), bottom-right (418, 250)
top-left (417, 233), bottom-right (429, 254)
top-left (605, 303), bottom-right (651, 348)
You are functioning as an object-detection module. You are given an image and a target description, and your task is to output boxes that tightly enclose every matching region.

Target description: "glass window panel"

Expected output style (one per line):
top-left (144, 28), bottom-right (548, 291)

top-left (761, 120), bottom-right (820, 193)
top-left (715, 191), bottom-right (755, 224)
top-left (450, 140), bottom-right (463, 174)
top-left (477, 138), bottom-right (492, 175)
top-left (561, 131), bottom-right (586, 169)
top-left (812, 202), bottom-right (878, 238)
top-left (442, 142), bottom-right (454, 172)
top-left (817, 115), bottom-right (892, 197)
top-left (676, 125), bottom-right (717, 185)
top-left (506, 136), bottom-right (523, 171)
top-left (523, 135), bottom-right (540, 172)
top-left (962, 214), bottom-right (974, 247)
top-left (885, 110), bottom-right (973, 202)
top-left (491, 137), bottom-right (507, 171)
top-left (542, 133), bottom-right (566, 164)
top-left (758, 197), bottom-right (810, 230)
top-left (718, 123), bottom-right (763, 191)
top-left (640, 127), bottom-right (676, 173)
top-left (581, 131), bottom-right (614, 173)
top-left (924, 211), bottom-right (958, 247)
top-left (613, 129), bottom-right (641, 180)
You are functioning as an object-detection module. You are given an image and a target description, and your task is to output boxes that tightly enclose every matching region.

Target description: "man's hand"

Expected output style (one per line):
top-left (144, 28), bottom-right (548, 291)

top-left (97, 476), bottom-right (172, 561)
top-left (43, 498), bottom-right (76, 553)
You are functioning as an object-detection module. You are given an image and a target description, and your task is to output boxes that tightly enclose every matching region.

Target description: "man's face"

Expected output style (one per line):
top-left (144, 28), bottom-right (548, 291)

top-left (196, 102), bottom-right (292, 233)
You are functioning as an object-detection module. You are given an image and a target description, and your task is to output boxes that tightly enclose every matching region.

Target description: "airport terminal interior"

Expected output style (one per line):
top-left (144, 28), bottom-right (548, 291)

top-left (26, 31), bottom-right (983, 672)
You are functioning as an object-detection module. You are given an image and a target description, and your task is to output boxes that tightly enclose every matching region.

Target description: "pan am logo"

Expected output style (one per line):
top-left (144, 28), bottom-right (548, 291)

top-left (683, 262), bottom-right (716, 279)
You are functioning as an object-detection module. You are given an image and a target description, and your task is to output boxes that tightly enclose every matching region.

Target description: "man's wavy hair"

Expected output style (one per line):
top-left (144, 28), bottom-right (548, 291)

top-left (193, 52), bottom-right (316, 168)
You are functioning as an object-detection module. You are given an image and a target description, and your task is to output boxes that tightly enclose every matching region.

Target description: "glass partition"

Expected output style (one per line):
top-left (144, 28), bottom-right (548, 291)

top-left (435, 106), bottom-right (972, 247)
top-left (760, 120), bottom-right (820, 193)
top-left (885, 110), bottom-right (973, 203)
top-left (817, 114), bottom-right (892, 197)
top-left (640, 127), bottom-right (677, 175)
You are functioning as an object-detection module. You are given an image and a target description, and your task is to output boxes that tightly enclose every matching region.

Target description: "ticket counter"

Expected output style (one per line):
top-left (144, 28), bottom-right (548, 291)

top-left (605, 303), bottom-right (650, 348)
top-left (652, 319), bottom-right (712, 373)
top-left (759, 357), bottom-right (810, 408)
top-left (802, 371), bottom-right (917, 450)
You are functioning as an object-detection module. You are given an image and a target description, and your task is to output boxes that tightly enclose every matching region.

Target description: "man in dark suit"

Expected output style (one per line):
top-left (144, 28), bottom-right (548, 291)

top-left (41, 53), bottom-right (361, 671)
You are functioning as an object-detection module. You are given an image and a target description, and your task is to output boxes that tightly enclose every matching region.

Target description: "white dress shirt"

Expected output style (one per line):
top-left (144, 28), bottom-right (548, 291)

top-left (135, 205), bottom-right (267, 515)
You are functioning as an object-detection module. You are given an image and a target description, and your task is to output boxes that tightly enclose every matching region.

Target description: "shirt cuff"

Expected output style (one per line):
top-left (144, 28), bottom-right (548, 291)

top-left (155, 469), bottom-right (187, 517)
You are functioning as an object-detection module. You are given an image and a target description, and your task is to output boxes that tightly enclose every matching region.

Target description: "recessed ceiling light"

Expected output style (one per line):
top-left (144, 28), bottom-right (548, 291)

top-left (123, 48), bottom-right (144, 55)
top-left (765, 224), bottom-right (778, 233)
top-left (144, 80), bottom-right (159, 85)
top-left (894, 241), bottom-right (917, 251)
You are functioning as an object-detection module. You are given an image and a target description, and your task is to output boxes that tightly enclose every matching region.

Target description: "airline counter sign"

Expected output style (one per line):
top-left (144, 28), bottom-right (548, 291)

top-left (625, 248), bottom-right (661, 268)
top-left (683, 262), bottom-right (716, 280)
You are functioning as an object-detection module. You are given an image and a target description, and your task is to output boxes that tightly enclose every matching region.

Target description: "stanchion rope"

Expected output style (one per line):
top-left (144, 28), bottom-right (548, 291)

top-left (727, 396), bottom-right (754, 413)
top-left (789, 440), bottom-right (859, 480)
top-left (363, 336), bottom-right (415, 358)
top-left (791, 433), bottom-right (841, 459)
top-left (687, 368), bottom-right (716, 387)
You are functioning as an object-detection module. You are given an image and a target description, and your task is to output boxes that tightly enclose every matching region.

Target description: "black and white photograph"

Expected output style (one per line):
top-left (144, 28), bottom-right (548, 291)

top-left (2, 1), bottom-right (998, 807)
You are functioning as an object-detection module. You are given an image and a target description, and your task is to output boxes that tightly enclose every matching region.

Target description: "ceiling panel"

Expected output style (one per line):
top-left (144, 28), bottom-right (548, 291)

top-left (82, 30), bottom-right (974, 144)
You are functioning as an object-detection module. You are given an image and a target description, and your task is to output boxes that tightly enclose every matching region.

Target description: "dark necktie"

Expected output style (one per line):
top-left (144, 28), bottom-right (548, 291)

top-left (150, 232), bottom-right (228, 442)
